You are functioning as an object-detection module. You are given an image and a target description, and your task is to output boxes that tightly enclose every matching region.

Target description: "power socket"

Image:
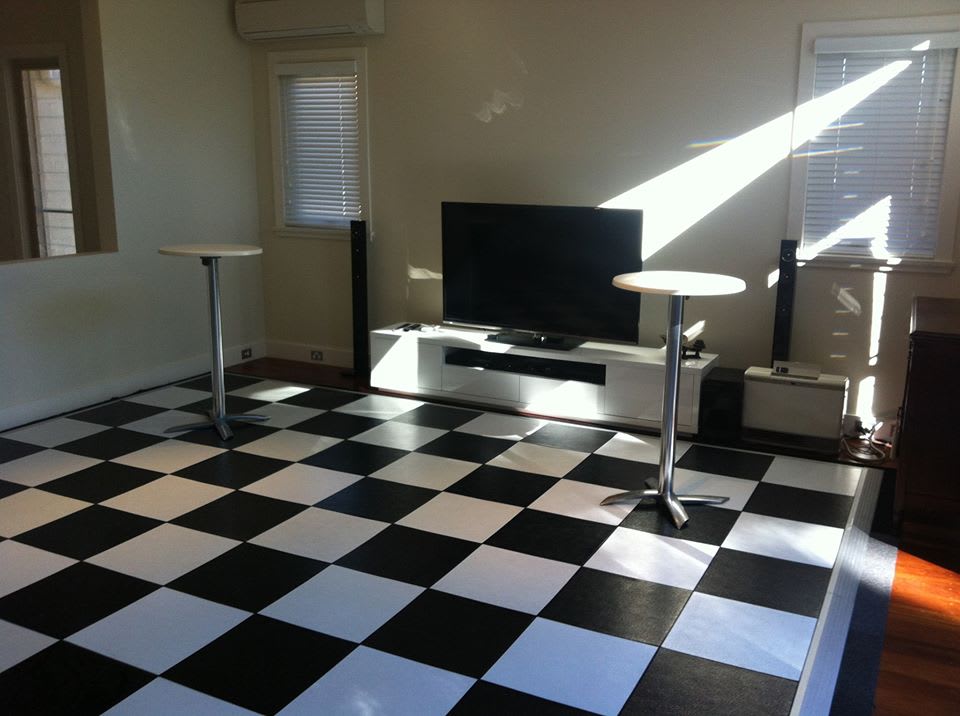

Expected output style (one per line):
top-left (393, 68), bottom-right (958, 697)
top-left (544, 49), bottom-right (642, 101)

top-left (240, 348), bottom-right (252, 360)
top-left (310, 350), bottom-right (323, 361)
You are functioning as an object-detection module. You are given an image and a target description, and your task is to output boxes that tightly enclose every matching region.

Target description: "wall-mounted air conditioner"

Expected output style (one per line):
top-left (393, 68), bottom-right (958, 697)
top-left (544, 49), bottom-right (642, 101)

top-left (235, 0), bottom-right (384, 41)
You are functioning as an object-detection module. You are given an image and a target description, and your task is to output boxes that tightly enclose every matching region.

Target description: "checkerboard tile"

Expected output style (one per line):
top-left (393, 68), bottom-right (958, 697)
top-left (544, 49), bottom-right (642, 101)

top-left (0, 375), bottom-right (871, 714)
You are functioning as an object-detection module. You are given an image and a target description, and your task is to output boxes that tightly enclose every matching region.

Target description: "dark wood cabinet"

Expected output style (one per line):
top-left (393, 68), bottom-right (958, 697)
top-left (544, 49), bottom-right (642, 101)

top-left (896, 297), bottom-right (960, 551)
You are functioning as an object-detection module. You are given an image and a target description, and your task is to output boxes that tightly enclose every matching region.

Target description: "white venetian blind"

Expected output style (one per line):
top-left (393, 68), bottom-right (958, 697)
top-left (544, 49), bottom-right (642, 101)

top-left (801, 39), bottom-right (958, 260)
top-left (278, 61), bottom-right (361, 229)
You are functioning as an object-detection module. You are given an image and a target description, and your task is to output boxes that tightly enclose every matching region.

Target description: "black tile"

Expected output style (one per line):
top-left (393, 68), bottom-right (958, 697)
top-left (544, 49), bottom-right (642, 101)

top-left (279, 386), bottom-right (364, 410)
top-left (14, 505), bottom-right (161, 560)
top-left (172, 491), bottom-right (306, 541)
top-left (417, 431), bottom-right (513, 463)
top-left (317, 476), bottom-right (436, 522)
top-left (676, 444), bottom-right (774, 480)
top-left (176, 373), bottom-right (263, 392)
top-left (179, 395), bottom-right (270, 417)
top-left (541, 568), bottom-right (689, 645)
top-left (174, 451), bottom-right (292, 489)
top-left (337, 525), bottom-right (477, 586)
top-left (452, 681), bottom-right (593, 715)
top-left (38, 461), bottom-right (162, 503)
top-left (0, 479), bottom-right (27, 499)
top-left (621, 649), bottom-right (796, 716)
top-left (0, 641), bottom-right (152, 716)
top-left (697, 548), bottom-right (832, 618)
top-left (0, 562), bottom-right (157, 638)
top-left (365, 590), bottom-right (532, 678)
top-left (745, 482), bottom-right (853, 528)
top-left (168, 543), bottom-right (325, 612)
top-left (55, 427), bottom-right (166, 461)
top-left (621, 503), bottom-right (740, 546)
top-left (447, 465), bottom-right (558, 507)
top-left (486, 509), bottom-right (615, 565)
top-left (391, 404), bottom-right (482, 430)
top-left (164, 614), bottom-right (354, 715)
top-left (0, 437), bottom-right (44, 464)
top-left (522, 422), bottom-right (616, 453)
top-left (563, 454), bottom-right (659, 491)
top-left (300, 440), bottom-right (407, 475)
top-left (69, 400), bottom-right (167, 427)
top-left (173, 422), bottom-right (279, 449)
top-left (291, 411), bottom-right (385, 438)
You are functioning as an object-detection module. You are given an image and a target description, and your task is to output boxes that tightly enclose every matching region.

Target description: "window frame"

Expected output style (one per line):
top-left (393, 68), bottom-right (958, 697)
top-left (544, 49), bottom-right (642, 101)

top-left (787, 15), bottom-right (960, 272)
top-left (267, 47), bottom-right (371, 240)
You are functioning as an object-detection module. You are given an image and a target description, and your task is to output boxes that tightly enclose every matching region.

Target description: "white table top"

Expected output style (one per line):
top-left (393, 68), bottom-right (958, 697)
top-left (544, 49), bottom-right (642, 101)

top-left (159, 244), bottom-right (262, 258)
top-left (613, 270), bottom-right (745, 296)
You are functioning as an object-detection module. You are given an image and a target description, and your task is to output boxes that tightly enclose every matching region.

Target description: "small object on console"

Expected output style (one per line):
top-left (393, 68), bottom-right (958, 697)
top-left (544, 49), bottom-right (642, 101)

top-left (682, 339), bottom-right (706, 359)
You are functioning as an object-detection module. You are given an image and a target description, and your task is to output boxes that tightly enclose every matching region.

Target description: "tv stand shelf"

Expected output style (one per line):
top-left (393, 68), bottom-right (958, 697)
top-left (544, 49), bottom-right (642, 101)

top-left (370, 325), bottom-right (719, 434)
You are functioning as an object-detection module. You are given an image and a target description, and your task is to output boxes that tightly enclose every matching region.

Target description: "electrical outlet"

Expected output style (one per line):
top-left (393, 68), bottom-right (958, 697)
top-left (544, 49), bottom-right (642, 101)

top-left (310, 350), bottom-right (323, 361)
top-left (240, 348), bottom-right (252, 360)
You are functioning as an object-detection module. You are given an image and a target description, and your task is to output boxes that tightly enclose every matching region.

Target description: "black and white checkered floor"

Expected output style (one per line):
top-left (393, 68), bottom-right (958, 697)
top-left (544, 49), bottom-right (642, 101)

top-left (0, 374), bottom-right (870, 715)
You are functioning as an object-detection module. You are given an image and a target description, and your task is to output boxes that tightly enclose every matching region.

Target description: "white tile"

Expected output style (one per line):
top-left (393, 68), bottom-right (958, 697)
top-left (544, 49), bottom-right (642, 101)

top-left (121, 410), bottom-right (209, 437)
top-left (586, 527), bottom-right (718, 590)
top-left (2, 418), bottom-right (109, 448)
top-left (487, 442), bottom-right (588, 477)
top-left (485, 618), bottom-right (656, 715)
top-left (0, 449), bottom-right (101, 486)
top-left (241, 464), bottom-right (362, 505)
top-left (234, 430), bottom-right (340, 462)
top-left (0, 620), bottom-right (56, 672)
top-left (0, 489), bottom-right (89, 537)
top-left (434, 545), bottom-right (577, 614)
top-left (371, 452), bottom-right (478, 491)
top-left (351, 421), bottom-right (447, 451)
top-left (334, 394), bottom-right (423, 419)
top-left (263, 566), bottom-right (423, 642)
top-left (101, 475), bottom-right (231, 521)
top-left (763, 456), bottom-right (864, 496)
top-left (397, 492), bottom-right (522, 543)
top-left (595, 432), bottom-right (692, 464)
top-left (125, 386), bottom-right (210, 409)
top-left (227, 379), bottom-right (313, 403)
top-left (68, 588), bottom-right (248, 674)
top-left (112, 440), bottom-right (224, 474)
top-left (673, 468), bottom-right (759, 511)
top-left (722, 512), bottom-right (844, 568)
top-left (240, 402), bottom-right (323, 429)
top-left (104, 678), bottom-right (259, 716)
top-left (456, 413), bottom-right (546, 440)
top-left (250, 508), bottom-right (388, 562)
top-left (0, 540), bottom-right (76, 598)
top-left (528, 479), bottom-right (634, 525)
top-left (87, 524), bottom-right (239, 584)
top-left (663, 592), bottom-right (817, 680)
top-left (278, 646), bottom-right (473, 716)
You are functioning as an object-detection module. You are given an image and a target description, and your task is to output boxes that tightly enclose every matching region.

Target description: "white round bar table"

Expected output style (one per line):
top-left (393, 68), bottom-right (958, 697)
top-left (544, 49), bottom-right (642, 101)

top-left (159, 244), bottom-right (268, 440)
top-left (601, 270), bottom-right (746, 528)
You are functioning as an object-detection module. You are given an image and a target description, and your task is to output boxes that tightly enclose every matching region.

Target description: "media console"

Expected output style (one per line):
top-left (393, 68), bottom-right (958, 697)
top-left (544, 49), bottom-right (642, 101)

top-left (370, 325), bottom-right (719, 434)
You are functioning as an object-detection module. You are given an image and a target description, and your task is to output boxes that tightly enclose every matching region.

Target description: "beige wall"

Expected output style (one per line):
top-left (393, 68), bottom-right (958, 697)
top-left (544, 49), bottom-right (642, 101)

top-left (0, 0), bottom-right (265, 429)
top-left (254, 0), bottom-right (960, 426)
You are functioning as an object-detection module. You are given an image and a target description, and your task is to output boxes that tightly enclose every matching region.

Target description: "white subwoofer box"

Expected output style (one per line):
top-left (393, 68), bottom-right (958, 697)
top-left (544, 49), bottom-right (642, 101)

top-left (742, 367), bottom-right (848, 440)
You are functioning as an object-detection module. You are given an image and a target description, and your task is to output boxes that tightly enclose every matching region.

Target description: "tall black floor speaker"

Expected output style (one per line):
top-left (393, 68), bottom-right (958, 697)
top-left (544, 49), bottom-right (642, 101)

top-left (771, 239), bottom-right (798, 364)
top-left (350, 220), bottom-right (370, 382)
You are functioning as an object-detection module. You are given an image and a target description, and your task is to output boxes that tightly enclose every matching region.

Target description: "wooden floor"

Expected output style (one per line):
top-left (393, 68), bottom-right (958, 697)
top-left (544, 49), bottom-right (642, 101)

top-left (228, 357), bottom-right (960, 715)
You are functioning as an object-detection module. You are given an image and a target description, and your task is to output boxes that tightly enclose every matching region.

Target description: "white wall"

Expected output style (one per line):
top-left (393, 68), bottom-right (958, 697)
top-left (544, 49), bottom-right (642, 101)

top-left (0, 0), bottom-right (264, 430)
top-left (255, 0), bottom-right (960, 426)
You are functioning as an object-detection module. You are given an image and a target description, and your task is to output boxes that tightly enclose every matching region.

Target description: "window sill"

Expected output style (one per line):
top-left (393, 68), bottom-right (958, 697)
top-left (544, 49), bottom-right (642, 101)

top-left (797, 255), bottom-right (955, 274)
top-left (272, 226), bottom-right (350, 241)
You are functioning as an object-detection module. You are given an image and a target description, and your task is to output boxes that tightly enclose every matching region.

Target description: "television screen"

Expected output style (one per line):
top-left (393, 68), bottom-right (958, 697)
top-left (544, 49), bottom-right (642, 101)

top-left (441, 202), bottom-right (643, 346)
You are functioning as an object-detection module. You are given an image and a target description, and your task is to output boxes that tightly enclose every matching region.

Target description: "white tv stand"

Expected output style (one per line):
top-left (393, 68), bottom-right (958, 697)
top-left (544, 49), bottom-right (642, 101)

top-left (369, 325), bottom-right (718, 434)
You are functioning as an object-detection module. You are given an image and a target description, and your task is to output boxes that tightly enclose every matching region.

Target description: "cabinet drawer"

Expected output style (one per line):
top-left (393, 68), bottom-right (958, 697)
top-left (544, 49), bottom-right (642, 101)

top-left (519, 376), bottom-right (602, 417)
top-left (441, 364), bottom-right (520, 401)
top-left (604, 364), bottom-right (694, 425)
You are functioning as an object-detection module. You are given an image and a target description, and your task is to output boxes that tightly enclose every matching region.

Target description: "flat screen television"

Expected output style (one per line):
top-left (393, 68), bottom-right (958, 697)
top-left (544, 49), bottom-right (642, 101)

top-left (441, 201), bottom-right (643, 349)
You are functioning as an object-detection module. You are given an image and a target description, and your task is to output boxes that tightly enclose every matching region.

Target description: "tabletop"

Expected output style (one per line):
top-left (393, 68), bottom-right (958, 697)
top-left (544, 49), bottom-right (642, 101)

top-left (159, 244), bottom-right (263, 258)
top-left (613, 270), bottom-right (745, 296)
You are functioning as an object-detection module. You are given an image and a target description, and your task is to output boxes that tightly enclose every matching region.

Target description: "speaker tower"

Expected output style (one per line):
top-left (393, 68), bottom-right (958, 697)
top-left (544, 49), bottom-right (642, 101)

top-left (350, 220), bottom-right (370, 383)
top-left (771, 239), bottom-right (797, 364)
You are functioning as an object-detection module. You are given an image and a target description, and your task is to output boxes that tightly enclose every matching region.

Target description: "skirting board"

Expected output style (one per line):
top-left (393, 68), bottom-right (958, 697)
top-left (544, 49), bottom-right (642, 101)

top-left (266, 340), bottom-right (352, 368)
top-left (0, 341), bottom-right (266, 432)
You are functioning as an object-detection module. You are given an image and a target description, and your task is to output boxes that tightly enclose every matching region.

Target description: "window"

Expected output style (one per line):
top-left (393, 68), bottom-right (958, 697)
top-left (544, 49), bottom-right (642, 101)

top-left (268, 49), bottom-right (369, 236)
top-left (789, 17), bottom-right (960, 268)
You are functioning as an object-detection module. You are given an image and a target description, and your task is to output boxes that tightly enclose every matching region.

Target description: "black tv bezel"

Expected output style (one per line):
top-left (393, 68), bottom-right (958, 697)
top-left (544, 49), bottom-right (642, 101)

top-left (440, 201), bottom-right (643, 348)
